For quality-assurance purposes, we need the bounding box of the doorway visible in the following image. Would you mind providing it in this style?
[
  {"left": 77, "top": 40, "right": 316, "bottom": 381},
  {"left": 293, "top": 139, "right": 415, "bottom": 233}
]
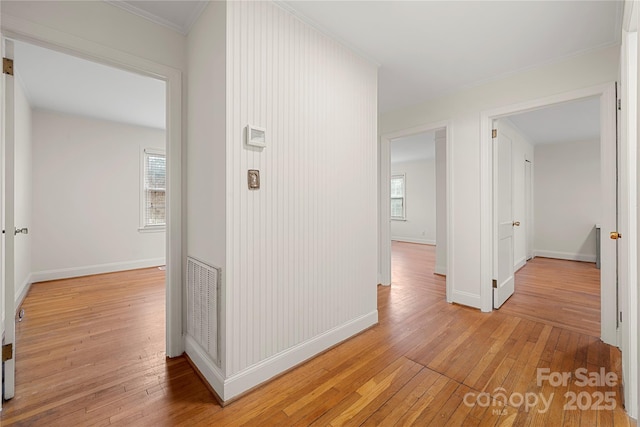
[
  {"left": 380, "top": 123, "right": 449, "bottom": 298},
  {"left": 492, "top": 97, "right": 602, "bottom": 321},
  {"left": 1, "top": 35, "right": 182, "bottom": 404},
  {"left": 480, "top": 84, "right": 617, "bottom": 346},
  {"left": 389, "top": 129, "right": 444, "bottom": 288}
]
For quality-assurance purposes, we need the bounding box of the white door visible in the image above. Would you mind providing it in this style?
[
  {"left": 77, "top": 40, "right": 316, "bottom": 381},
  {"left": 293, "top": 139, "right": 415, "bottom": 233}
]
[
  {"left": 2, "top": 38, "right": 16, "bottom": 401},
  {"left": 493, "top": 125, "right": 517, "bottom": 308}
]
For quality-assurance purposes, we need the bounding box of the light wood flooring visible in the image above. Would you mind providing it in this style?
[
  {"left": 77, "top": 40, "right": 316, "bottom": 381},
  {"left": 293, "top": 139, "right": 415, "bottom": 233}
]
[
  {"left": 506, "top": 256, "right": 600, "bottom": 337},
  {"left": 0, "top": 243, "right": 634, "bottom": 426}
]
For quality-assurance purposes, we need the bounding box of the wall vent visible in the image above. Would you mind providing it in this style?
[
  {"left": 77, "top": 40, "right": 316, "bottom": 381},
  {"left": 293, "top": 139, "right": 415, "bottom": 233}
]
[{"left": 186, "top": 257, "right": 221, "bottom": 367}]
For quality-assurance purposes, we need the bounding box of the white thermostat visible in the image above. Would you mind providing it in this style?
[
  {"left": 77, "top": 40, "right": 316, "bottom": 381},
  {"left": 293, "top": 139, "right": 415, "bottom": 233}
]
[{"left": 246, "top": 125, "right": 266, "bottom": 148}]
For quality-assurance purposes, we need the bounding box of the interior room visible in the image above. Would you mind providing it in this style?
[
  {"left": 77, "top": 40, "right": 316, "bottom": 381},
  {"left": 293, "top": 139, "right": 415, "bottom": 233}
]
[
  {"left": 3, "top": 39, "right": 169, "bottom": 402},
  {"left": 9, "top": 39, "right": 167, "bottom": 289},
  {"left": 494, "top": 97, "right": 603, "bottom": 337},
  {"left": 390, "top": 129, "right": 447, "bottom": 291},
  {"left": 1, "top": 0, "right": 638, "bottom": 425}
]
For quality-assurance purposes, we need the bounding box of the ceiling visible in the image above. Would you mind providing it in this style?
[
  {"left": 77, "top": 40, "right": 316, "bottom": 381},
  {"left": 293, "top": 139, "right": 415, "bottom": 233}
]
[
  {"left": 15, "top": 40, "right": 166, "bottom": 130},
  {"left": 11, "top": 1, "right": 621, "bottom": 137},
  {"left": 107, "top": 0, "right": 622, "bottom": 114},
  {"left": 507, "top": 97, "right": 600, "bottom": 145},
  {"left": 282, "top": 1, "right": 622, "bottom": 113},
  {"left": 391, "top": 132, "right": 436, "bottom": 164}
]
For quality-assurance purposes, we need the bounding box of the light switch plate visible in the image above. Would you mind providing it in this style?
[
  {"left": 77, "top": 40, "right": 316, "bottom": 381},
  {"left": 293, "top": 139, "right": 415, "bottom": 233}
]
[{"left": 248, "top": 170, "right": 260, "bottom": 189}]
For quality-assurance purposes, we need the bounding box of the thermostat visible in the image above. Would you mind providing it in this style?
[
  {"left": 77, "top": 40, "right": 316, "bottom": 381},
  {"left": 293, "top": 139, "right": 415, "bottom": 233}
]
[{"left": 246, "top": 125, "right": 266, "bottom": 148}]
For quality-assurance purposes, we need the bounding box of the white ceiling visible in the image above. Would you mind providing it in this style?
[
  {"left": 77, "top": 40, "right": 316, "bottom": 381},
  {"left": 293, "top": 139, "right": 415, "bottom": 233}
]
[
  {"left": 391, "top": 131, "right": 436, "bottom": 164},
  {"left": 11, "top": 1, "right": 621, "bottom": 138},
  {"left": 282, "top": 1, "right": 622, "bottom": 113},
  {"left": 15, "top": 40, "right": 166, "bottom": 130},
  {"left": 507, "top": 97, "right": 601, "bottom": 145}
]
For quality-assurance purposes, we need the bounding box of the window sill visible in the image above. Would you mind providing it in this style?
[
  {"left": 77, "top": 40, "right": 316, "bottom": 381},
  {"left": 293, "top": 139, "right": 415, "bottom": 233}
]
[
  {"left": 138, "top": 226, "right": 166, "bottom": 233},
  {"left": 391, "top": 218, "right": 407, "bottom": 222}
]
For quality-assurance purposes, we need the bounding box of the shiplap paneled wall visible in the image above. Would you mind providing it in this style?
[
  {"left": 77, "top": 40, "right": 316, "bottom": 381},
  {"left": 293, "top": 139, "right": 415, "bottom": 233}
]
[{"left": 224, "top": 0, "right": 378, "bottom": 386}]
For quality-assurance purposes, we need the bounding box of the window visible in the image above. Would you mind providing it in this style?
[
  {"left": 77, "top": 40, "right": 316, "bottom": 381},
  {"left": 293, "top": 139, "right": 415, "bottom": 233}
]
[
  {"left": 391, "top": 174, "right": 406, "bottom": 220},
  {"left": 141, "top": 148, "right": 166, "bottom": 231}
]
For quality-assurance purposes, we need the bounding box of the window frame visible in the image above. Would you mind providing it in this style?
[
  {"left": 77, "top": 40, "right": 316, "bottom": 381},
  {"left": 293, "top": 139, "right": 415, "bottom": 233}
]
[
  {"left": 139, "top": 147, "right": 166, "bottom": 232},
  {"left": 390, "top": 173, "right": 406, "bottom": 221}
]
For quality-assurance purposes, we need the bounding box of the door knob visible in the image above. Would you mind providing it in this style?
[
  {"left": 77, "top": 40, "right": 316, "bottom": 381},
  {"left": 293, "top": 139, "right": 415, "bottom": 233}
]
[
  {"left": 512, "top": 221, "right": 521, "bottom": 227},
  {"left": 610, "top": 231, "right": 622, "bottom": 240}
]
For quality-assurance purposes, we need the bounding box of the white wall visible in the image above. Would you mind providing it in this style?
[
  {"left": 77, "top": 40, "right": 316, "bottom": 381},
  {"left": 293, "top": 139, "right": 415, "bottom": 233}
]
[
  {"left": 391, "top": 159, "right": 436, "bottom": 244},
  {"left": 14, "top": 76, "right": 33, "bottom": 303},
  {"left": 186, "top": 0, "right": 227, "bottom": 387},
  {"left": 186, "top": 1, "right": 227, "bottom": 278},
  {"left": 496, "top": 119, "right": 534, "bottom": 270},
  {"left": 435, "top": 129, "right": 447, "bottom": 274},
  {"left": 534, "top": 139, "right": 601, "bottom": 261},
  {"left": 31, "top": 110, "right": 166, "bottom": 280},
  {"left": 187, "top": 1, "right": 378, "bottom": 401},
  {"left": 380, "top": 45, "right": 618, "bottom": 309}
]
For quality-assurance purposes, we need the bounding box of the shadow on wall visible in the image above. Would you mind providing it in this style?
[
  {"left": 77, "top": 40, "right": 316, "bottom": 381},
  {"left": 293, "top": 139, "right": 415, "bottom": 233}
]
[{"left": 577, "top": 226, "right": 599, "bottom": 264}]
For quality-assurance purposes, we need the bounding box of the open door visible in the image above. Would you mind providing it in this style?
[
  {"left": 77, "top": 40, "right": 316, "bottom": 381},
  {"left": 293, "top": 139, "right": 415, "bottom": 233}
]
[
  {"left": 2, "top": 37, "right": 16, "bottom": 401},
  {"left": 493, "top": 125, "right": 517, "bottom": 308}
]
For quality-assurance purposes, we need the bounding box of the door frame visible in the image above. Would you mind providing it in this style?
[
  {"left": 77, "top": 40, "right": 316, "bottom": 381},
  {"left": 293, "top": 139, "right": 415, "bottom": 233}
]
[
  {"left": 620, "top": 0, "right": 638, "bottom": 417},
  {"left": 2, "top": 38, "right": 16, "bottom": 403},
  {"left": 379, "top": 120, "right": 453, "bottom": 300},
  {"left": 479, "top": 83, "right": 618, "bottom": 346},
  {"left": 0, "top": 20, "right": 184, "bottom": 358},
  {"left": 524, "top": 159, "right": 533, "bottom": 262}
]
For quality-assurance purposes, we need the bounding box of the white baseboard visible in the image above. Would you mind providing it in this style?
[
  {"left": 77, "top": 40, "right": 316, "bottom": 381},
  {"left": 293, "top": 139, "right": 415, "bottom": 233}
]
[
  {"left": 217, "top": 310, "right": 378, "bottom": 402},
  {"left": 450, "top": 290, "right": 481, "bottom": 310},
  {"left": 514, "top": 257, "right": 527, "bottom": 272},
  {"left": 391, "top": 237, "right": 436, "bottom": 245},
  {"left": 30, "top": 258, "right": 166, "bottom": 283},
  {"left": 435, "top": 264, "right": 447, "bottom": 275},
  {"left": 378, "top": 273, "right": 391, "bottom": 286},
  {"left": 533, "top": 250, "right": 596, "bottom": 263},
  {"left": 185, "top": 334, "right": 225, "bottom": 399},
  {"left": 15, "top": 273, "right": 33, "bottom": 309}
]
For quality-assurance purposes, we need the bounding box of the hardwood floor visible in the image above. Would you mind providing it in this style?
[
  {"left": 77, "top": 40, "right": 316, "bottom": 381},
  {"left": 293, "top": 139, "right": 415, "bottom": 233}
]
[
  {"left": 506, "top": 256, "right": 600, "bottom": 337},
  {"left": 1, "top": 246, "right": 634, "bottom": 426}
]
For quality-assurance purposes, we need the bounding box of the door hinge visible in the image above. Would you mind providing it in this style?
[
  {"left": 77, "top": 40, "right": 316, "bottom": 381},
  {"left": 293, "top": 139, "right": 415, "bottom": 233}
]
[
  {"left": 492, "top": 279, "right": 497, "bottom": 288},
  {"left": 620, "top": 311, "right": 623, "bottom": 323},
  {"left": 618, "top": 99, "right": 622, "bottom": 111},
  {"left": 492, "top": 129, "right": 497, "bottom": 139},
  {"left": 2, "top": 343, "right": 13, "bottom": 362},
  {"left": 3, "top": 58, "right": 14, "bottom": 76}
]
